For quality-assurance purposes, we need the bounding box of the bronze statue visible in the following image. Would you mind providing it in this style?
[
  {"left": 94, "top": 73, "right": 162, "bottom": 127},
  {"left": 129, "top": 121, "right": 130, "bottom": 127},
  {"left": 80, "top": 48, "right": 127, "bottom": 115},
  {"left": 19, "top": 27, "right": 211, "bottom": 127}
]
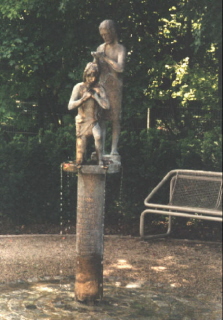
[
  {"left": 91, "top": 20, "right": 126, "bottom": 155},
  {"left": 68, "top": 62, "right": 109, "bottom": 167}
]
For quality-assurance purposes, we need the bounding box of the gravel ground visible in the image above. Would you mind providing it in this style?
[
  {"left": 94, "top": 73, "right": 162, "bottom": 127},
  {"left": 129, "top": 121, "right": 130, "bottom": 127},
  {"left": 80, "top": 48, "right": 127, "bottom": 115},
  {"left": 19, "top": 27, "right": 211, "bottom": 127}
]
[{"left": 0, "top": 234, "right": 222, "bottom": 304}]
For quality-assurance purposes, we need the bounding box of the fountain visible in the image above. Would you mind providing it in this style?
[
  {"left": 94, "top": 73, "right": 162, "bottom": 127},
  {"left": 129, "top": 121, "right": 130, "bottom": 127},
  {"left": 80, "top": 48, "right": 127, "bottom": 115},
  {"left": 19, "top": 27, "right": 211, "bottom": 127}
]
[
  {"left": 62, "top": 19, "right": 126, "bottom": 303},
  {"left": 0, "top": 18, "right": 222, "bottom": 320}
]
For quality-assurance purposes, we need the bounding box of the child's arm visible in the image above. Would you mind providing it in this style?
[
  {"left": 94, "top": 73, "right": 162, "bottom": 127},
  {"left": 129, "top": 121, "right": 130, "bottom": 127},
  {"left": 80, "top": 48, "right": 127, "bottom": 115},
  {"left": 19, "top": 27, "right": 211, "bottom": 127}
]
[
  {"left": 92, "top": 86, "right": 110, "bottom": 110},
  {"left": 68, "top": 83, "right": 91, "bottom": 110}
]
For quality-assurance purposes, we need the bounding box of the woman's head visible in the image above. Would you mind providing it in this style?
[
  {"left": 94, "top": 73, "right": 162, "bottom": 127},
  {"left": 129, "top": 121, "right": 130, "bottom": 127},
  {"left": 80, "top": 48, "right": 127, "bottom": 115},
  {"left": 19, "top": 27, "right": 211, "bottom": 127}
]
[{"left": 99, "top": 20, "right": 118, "bottom": 44}]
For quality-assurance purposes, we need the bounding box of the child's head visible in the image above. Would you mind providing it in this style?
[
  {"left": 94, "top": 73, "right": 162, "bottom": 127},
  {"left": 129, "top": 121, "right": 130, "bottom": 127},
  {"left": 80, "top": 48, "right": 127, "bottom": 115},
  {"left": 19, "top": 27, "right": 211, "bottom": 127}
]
[{"left": 83, "top": 62, "right": 99, "bottom": 84}]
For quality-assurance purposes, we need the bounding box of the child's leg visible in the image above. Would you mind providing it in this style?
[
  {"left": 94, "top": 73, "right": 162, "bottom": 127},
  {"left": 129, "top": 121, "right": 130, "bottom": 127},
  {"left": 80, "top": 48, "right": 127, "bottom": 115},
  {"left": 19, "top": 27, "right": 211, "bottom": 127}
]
[
  {"left": 92, "top": 124, "right": 103, "bottom": 165},
  {"left": 100, "top": 120, "right": 106, "bottom": 155},
  {"left": 76, "top": 136, "right": 86, "bottom": 166}
]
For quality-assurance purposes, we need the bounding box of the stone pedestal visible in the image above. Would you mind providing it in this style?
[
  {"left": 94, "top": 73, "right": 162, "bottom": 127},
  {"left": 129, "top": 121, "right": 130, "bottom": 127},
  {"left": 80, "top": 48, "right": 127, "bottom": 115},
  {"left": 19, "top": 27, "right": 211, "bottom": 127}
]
[
  {"left": 62, "top": 155, "right": 121, "bottom": 303},
  {"left": 75, "top": 167, "right": 105, "bottom": 302}
]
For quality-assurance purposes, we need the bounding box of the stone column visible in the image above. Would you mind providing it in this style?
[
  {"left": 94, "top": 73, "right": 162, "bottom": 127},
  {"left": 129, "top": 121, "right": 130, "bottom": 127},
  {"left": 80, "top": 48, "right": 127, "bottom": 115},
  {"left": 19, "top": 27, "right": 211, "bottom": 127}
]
[
  {"left": 75, "top": 166, "right": 106, "bottom": 302},
  {"left": 62, "top": 156, "right": 121, "bottom": 303}
]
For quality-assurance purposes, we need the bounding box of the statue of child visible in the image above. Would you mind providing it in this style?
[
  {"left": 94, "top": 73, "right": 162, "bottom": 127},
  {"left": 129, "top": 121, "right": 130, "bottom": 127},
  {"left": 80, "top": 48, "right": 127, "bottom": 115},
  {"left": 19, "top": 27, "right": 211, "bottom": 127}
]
[{"left": 68, "top": 62, "right": 110, "bottom": 167}]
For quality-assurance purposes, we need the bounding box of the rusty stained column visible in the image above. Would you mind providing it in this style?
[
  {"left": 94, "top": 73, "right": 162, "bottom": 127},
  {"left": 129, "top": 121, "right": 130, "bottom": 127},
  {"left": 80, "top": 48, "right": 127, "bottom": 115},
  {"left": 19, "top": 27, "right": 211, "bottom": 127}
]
[
  {"left": 62, "top": 158, "right": 121, "bottom": 303},
  {"left": 75, "top": 166, "right": 106, "bottom": 302}
]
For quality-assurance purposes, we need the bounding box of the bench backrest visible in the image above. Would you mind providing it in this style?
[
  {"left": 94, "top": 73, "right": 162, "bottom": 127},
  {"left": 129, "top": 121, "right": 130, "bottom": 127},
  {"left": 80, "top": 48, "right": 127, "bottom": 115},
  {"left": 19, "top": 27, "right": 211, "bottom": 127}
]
[{"left": 170, "top": 173, "right": 222, "bottom": 211}]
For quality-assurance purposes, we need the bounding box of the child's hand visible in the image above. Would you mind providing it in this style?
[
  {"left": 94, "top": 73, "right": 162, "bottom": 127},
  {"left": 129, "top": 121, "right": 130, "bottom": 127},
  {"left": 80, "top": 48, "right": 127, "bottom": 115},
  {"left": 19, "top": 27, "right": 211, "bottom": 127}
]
[
  {"left": 82, "top": 91, "right": 92, "bottom": 102},
  {"left": 91, "top": 92, "right": 98, "bottom": 101},
  {"left": 93, "top": 87, "right": 100, "bottom": 94}
]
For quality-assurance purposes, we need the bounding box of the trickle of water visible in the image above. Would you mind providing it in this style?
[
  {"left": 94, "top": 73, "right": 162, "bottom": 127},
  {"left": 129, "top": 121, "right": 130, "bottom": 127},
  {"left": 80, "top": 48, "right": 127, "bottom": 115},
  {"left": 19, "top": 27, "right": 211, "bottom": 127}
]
[
  {"left": 59, "top": 163, "right": 64, "bottom": 285},
  {"left": 101, "top": 171, "right": 107, "bottom": 256},
  {"left": 66, "top": 170, "right": 71, "bottom": 233},
  {"left": 118, "top": 166, "right": 124, "bottom": 216},
  {"left": 59, "top": 161, "right": 75, "bottom": 287},
  {"left": 60, "top": 163, "right": 64, "bottom": 236}
]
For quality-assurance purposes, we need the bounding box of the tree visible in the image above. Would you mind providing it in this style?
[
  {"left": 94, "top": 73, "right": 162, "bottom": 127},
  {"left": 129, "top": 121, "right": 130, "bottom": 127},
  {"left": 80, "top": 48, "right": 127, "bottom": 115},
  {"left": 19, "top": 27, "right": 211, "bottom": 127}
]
[{"left": 0, "top": 0, "right": 221, "bottom": 225}]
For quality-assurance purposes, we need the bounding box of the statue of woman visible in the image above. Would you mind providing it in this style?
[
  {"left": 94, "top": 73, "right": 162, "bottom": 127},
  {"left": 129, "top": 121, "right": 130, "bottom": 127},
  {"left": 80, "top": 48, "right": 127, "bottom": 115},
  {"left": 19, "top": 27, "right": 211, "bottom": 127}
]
[{"left": 91, "top": 20, "right": 126, "bottom": 155}]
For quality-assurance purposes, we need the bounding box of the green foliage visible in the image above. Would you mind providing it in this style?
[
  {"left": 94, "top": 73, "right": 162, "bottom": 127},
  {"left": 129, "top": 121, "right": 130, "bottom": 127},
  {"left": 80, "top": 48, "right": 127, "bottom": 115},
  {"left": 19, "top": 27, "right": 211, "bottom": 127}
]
[
  {"left": 0, "top": 124, "right": 76, "bottom": 224},
  {"left": 0, "top": 0, "right": 221, "bottom": 227},
  {"left": 201, "top": 127, "right": 222, "bottom": 170}
]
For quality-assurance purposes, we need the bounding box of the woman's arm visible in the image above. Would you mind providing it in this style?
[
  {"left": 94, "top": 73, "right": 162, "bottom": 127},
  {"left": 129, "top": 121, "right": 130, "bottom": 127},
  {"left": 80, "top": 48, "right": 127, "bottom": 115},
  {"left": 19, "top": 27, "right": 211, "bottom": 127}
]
[
  {"left": 103, "top": 47, "right": 126, "bottom": 73},
  {"left": 92, "top": 45, "right": 126, "bottom": 73}
]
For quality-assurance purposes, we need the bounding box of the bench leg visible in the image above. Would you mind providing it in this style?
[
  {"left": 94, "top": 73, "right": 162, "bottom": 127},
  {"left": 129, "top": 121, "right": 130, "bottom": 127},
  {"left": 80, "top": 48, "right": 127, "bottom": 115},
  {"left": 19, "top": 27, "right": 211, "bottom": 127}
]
[{"left": 139, "top": 210, "right": 172, "bottom": 239}]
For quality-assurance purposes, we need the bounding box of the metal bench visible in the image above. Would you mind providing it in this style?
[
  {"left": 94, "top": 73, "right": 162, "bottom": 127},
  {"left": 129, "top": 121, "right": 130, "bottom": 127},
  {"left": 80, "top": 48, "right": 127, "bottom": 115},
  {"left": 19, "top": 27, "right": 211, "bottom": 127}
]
[{"left": 140, "top": 169, "right": 222, "bottom": 239}]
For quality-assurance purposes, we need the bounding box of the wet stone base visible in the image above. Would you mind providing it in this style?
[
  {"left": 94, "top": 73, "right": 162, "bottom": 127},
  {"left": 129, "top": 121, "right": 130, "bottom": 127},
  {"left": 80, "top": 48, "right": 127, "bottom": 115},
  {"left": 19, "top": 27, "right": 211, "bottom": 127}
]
[{"left": 0, "top": 278, "right": 221, "bottom": 320}]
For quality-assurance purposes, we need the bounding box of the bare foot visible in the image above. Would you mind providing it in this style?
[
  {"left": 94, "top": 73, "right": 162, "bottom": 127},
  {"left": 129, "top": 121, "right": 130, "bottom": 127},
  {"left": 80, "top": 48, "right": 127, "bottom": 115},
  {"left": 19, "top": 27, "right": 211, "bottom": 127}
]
[{"left": 110, "top": 150, "right": 119, "bottom": 155}]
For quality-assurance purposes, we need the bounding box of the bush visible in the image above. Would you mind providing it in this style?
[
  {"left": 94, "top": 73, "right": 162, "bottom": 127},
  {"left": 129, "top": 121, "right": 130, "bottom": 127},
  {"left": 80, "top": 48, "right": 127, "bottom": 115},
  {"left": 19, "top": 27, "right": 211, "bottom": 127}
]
[
  {"left": 0, "top": 125, "right": 76, "bottom": 224},
  {"left": 0, "top": 124, "right": 221, "bottom": 227}
]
